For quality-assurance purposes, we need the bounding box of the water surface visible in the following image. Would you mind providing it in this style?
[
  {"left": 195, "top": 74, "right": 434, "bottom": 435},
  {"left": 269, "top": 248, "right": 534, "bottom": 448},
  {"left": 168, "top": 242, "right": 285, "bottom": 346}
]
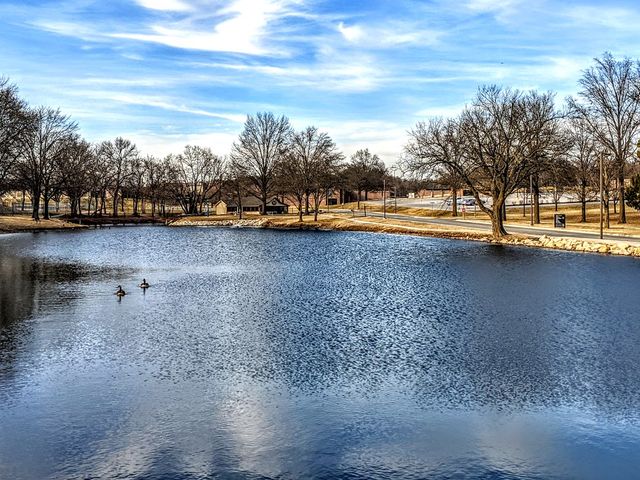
[{"left": 1, "top": 227, "right": 639, "bottom": 479}]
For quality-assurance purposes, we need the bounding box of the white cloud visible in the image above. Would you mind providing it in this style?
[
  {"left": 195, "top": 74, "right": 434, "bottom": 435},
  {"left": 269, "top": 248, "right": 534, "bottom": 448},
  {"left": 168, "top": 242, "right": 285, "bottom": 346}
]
[
  {"left": 135, "top": 0, "right": 193, "bottom": 12},
  {"left": 128, "top": 131, "right": 238, "bottom": 157},
  {"left": 561, "top": 6, "right": 639, "bottom": 32},
  {"left": 112, "top": 0, "right": 304, "bottom": 55},
  {"left": 74, "top": 90, "right": 246, "bottom": 123},
  {"left": 195, "top": 55, "right": 387, "bottom": 93},
  {"left": 337, "top": 22, "right": 364, "bottom": 42},
  {"left": 336, "top": 21, "right": 442, "bottom": 48}
]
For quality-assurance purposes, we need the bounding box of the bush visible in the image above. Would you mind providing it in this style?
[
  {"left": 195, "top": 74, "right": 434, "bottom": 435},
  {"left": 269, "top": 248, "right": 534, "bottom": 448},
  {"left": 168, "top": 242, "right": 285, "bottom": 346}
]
[{"left": 625, "top": 174, "right": 640, "bottom": 211}]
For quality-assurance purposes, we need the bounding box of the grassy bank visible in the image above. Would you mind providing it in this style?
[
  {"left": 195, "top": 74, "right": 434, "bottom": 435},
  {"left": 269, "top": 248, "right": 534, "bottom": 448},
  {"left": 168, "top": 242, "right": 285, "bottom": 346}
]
[
  {"left": 0, "top": 215, "right": 87, "bottom": 233},
  {"left": 354, "top": 201, "right": 640, "bottom": 236}
]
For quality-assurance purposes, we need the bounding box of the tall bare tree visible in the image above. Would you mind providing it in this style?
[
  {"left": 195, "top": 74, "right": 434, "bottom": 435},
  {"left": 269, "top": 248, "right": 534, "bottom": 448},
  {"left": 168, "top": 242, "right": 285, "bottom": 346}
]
[
  {"left": 226, "top": 157, "right": 251, "bottom": 219},
  {"left": 279, "top": 126, "right": 343, "bottom": 221},
  {"left": 0, "top": 78, "right": 30, "bottom": 196},
  {"left": 568, "top": 53, "right": 640, "bottom": 224},
  {"left": 99, "top": 137, "right": 137, "bottom": 217},
  {"left": 144, "top": 156, "right": 171, "bottom": 217},
  {"left": 231, "top": 112, "right": 292, "bottom": 214},
  {"left": 56, "top": 135, "right": 94, "bottom": 217},
  {"left": 344, "top": 149, "right": 386, "bottom": 209},
  {"left": 406, "top": 86, "right": 563, "bottom": 237},
  {"left": 567, "top": 118, "right": 598, "bottom": 222},
  {"left": 168, "top": 145, "right": 225, "bottom": 215},
  {"left": 17, "top": 107, "right": 77, "bottom": 220}
]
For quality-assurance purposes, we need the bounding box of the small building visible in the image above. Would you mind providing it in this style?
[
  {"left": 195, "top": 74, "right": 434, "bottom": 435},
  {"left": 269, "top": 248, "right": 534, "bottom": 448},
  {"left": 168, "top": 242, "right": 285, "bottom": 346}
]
[
  {"left": 213, "top": 200, "right": 228, "bottom": 215},
  {"left": 227, "top": 196, "right": 289, "bottom": 215}
]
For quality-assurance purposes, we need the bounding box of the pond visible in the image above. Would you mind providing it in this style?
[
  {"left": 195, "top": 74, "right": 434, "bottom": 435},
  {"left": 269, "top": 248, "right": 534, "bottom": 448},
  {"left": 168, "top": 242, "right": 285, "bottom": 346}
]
[{"left": 1, "top": 227, "right": 639, "bottom": 479}]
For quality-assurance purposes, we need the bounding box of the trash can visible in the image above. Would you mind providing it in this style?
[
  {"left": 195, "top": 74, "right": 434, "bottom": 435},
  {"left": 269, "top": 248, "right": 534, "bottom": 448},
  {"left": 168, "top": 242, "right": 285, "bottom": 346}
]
[{"left": 554, "top": 213, "right": 566, "bottom": 228}]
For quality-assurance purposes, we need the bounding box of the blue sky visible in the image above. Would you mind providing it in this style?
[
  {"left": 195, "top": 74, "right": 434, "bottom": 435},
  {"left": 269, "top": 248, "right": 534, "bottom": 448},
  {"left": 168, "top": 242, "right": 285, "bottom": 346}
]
[{"left": 1, "top": 0, "right": 639, "bottom": 163}]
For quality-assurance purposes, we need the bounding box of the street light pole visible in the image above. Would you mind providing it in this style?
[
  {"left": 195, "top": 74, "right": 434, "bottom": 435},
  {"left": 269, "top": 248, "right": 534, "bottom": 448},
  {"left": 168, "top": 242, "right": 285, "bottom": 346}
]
[
  {"left": 394, "top": 185, "right": 397, "bottom": 213},
  {"left": 383, "top": 178, "right": 387, "bottom": 219},
  {"left": 529, "top": 174, "right": 534, "bottom": 226}
]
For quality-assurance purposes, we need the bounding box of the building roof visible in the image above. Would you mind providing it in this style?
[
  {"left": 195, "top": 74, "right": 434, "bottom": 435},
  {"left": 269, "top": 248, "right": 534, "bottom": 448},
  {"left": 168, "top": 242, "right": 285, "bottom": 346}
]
[{"left": 227, "top": 195, "right": 287, "bottom": 208}]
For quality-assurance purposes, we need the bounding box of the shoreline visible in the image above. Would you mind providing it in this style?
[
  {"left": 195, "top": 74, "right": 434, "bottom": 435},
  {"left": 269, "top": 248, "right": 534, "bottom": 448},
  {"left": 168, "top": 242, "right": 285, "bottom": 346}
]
[
  {"left": 3, "top": 214, "right": 639, "bottom": 258},
  {"left": 0, "top": 216, "right": 88, "bottom": 234},
  {"left": 170, "top": 215, "right": 640, "bottom": 258}
]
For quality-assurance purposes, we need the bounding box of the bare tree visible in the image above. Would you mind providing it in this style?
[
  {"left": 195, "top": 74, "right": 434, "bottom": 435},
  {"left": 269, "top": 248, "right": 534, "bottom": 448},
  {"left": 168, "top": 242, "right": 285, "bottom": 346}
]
[
  {"left": 17, "top": 107, "right": 77, "bottom": 220},
  {"left": 100, "top": 137, "right": 137, "bottom": 217},
  {"left": 279, "top": 126, "right": 343, "bottom": 221},
  {"left": 278, "top": 145, "right": 307, "bottom": 221},
  {"left": 56, "top": 135, "right": 94, "bottom": 217},
  {"left": 231, "top": 112, "right": 292, "bottom": 214},
  {"left": 0, "top": 78, "right": 30, "bottom": 196},
  {"left": 167, "top": 145, "right": 225, "bottom": 215},
  {"left": 226, "top": 157, "right": 251, "bottom": 220},
  {"left": 567, "top": 119, "right": 598, "bottom": 222},
  {"left": 125, "top": 155, "right": 147, "bottom": 216},
  {"left": 306, "top": 131, "right": 343, "bottom": 221},
  {"left": 344, "top": 149, "right": 386, "bottom": 209},
  {"left": 568, "top": 53, "right": 640, "bottom": 224},
  {"left": 88, "top": 147, "right": 113, "bottom": 216},
  {"left": 406, "top": 86, "right": 563, "bottom": 237},
  {"left": 144, "top": 156, "right": 171, "bottom": 217}
]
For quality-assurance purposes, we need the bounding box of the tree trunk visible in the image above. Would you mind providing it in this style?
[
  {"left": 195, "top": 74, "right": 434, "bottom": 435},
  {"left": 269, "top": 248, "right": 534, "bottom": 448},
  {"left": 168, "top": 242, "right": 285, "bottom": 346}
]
[
  {"left": 304, "top": 193, "right": 310, "bottom": 215},
  {"left": 298, "top": 199, "right": 303, "bottom": 222},
  {"left": 618, "top": 167, "right": 626, "bottom": 224},
  {"left": 32, "top": 189, "right": 40, "bottom": 221},
  {"left": 533, "top": 175, "right": 540, "bottom": 224},
  {"left": 357, "top": 190, "right": 361, "bottom": 209},
  {"left": 113, "top": 191, "right": 119, "bottom": 217},
  {"left": 451, "top": 188, "right": 458, "bottom": 217},
  {"left": 491, "top": 201, "right": 508, "bottom": 237},
  {"left": 43, "top": 192, "right": 50, "bottom": 220}
]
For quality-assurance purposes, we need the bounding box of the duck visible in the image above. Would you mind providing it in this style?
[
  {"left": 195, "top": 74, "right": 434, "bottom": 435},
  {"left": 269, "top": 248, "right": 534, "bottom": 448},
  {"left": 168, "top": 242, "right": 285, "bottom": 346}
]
[
  {"left": 139, "top": 278, "right": 150, "bottom": 289},
  {"left": 115, "top": 285, "right": 126, "bottom": 296}
]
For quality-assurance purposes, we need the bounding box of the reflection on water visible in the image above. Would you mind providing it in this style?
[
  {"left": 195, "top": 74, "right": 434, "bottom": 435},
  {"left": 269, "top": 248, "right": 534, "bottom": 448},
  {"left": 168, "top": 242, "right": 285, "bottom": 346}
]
[{"left": 0, "top": 227, "right": 639, "bottom": 479}]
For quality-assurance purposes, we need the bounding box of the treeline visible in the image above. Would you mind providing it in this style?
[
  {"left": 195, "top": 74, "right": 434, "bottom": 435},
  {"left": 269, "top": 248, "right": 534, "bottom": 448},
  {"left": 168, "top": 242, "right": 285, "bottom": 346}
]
[
  {"left": 0, "top": 81, "right": 398, "bottom": 221},
  {"left": 403, "top": 52, "right": 640, "bottom": 237},
  {"left": 4, "top": 52, "right": 639, "bottom": 235}
]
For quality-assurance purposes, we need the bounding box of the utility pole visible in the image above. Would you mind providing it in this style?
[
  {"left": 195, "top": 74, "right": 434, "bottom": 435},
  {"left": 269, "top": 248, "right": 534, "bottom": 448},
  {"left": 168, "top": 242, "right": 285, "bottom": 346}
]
[{"left": 600, "top": 153, "right": 604, "bottom": 240}]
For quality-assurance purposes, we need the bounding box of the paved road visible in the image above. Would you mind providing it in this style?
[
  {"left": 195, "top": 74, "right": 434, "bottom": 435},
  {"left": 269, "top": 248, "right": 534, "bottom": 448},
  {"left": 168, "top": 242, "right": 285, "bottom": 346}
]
[{"left": 354, "top": 211, "right": 640, "bottom": 245}]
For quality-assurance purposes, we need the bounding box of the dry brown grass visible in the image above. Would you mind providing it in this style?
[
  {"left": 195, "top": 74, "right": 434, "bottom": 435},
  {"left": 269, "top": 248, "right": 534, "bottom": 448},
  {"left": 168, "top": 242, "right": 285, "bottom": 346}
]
[
  {"left": 346, "top": 201, "right": 640, "bottom": 237},
  {"left": 0, "top": 215, "right": 85, "bottom": 232},
  {"left": 504, "top": 204, "right": 640, "bottom": 236}
]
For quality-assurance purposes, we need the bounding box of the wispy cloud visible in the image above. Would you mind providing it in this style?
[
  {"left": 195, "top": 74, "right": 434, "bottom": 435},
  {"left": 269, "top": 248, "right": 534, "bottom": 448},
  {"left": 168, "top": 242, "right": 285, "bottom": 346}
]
[
  {"left": 112, "top": 0, "right": 309, "bottom": 56},
  {"left": 135, "top": 0, "right": 193, "bottom": 12},
  {"left": 4, "top": 0, "right": 640, "bottom": 163},
  {"left": 73, "top": 90, "right": 246, "bottom": 123}
]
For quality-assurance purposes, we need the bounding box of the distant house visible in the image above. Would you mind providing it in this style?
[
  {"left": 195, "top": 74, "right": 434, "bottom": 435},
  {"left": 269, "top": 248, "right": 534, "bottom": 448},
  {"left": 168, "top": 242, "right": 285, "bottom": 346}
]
[
  {"left": 213, "top": 200, "right": 228, "bottom": 215},
  {"left": 227, "top": 195, "right": 289, "bottom": 215}
]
